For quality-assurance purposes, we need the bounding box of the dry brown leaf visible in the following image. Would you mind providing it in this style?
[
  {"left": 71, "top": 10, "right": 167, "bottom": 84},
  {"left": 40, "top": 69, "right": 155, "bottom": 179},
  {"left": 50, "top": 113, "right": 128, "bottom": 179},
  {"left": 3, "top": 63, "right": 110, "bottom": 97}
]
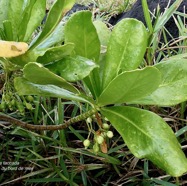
[{"left": 100, "top": 140, "right": 108, "bottom": 153}]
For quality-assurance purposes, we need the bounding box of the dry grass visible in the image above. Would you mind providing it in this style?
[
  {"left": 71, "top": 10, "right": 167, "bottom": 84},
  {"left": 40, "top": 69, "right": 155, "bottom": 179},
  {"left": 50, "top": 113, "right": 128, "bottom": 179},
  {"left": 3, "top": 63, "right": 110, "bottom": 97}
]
[
  {"left": 47, "top": 0, "right": 137, "bottom": 16},
  {"left": 76, "top": 0, "right": 136, "bottom": 13}
]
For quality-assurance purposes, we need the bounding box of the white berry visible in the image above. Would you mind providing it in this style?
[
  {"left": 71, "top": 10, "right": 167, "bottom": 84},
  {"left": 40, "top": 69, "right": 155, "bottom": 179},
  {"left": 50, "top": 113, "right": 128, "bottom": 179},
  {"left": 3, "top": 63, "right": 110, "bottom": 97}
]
[{"left": 107, "top": 131, "right": 114, "bottom": 138}]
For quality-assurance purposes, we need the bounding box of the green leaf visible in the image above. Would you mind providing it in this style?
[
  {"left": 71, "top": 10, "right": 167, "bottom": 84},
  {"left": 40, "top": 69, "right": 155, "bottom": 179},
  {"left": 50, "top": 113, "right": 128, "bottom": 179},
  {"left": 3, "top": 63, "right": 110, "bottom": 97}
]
[
  {"left": 101, "top": 106, "right": 187, "bottom": 177},
  {"left": 93, "top": 20, "right": 111, "bottom": 47},
  {"left": 34, "top": 21, "right": 65, "bottom": 50},
  {"left": 10, "top": 50, "right": 41, "bottom": 67},
  {"left": 64, "top": 11, "right": 101, "bottom": 98},
  {"left": 167, "top": 52, "right": 187, "bottom": 60},
  {"left": 46, "top": 56, "right": 99, "bottom": 82},
  {"left": 0, "top": 0, "right": 9, "bottom": 29},
  {"left": 130, "top": 59, "right": 187, "bottom": 106},
  {"left": 3, "top": 20, "right": 13, "bottom": 41},
  {"left": 11, "top": 42, "right": 70, "bottom": 67},
  {"left": 0, "top": 28, "right": 6, "bottom": 40},
  {"left": 30, "top": 0, "right": 75, "bottom": 49},
  {"left": 8, "top": 0, "right": 25, "bottom": 40},
  {"left": 18, "top": 0, "right": 46, "bottom": 42},
  {"left": 23, "top": 62, "right": 78, "bottom": 93},
  {"left": 11, "top": 17, "right": 66, "bottom": 66},
  {"left": 14, "top": 77, "right": 91, "bottom": 104},
  {"left": 11, "top": 34, "right": 70, "bottom": 67},
  {"left": 98, "top": 67, "right": 161, "bottom": 106},
  {"left": 37, "top": 43, "right": 75, "bottom": 64},
  {"left": 65, "top": 11, "right": 100, "bottom": 62},
  {"left": 102, "top": 18, "right": 148, "bottom": 89}
]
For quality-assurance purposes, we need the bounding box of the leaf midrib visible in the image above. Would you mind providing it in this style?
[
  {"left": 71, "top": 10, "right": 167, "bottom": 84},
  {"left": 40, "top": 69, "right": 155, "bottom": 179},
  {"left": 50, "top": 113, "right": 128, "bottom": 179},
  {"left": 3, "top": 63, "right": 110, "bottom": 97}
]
[{"left": 105, "top": 108, "right": 152, "bottom": 140}]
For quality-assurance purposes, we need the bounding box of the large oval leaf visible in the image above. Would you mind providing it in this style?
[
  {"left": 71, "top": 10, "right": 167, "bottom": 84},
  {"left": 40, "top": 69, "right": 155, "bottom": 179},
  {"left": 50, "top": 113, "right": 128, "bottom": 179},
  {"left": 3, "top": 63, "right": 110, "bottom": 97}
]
[
  {"left": 46, "top": 56, "right": 98, "bottom": 82},
  {"left": 64, "top": 11, "right": 101, "bottom": 97},
  {"left": 93, "top": 20, "right": 111, "bottom": 47},
  {"left": 37, "top": 43, "right": 75, "bottom": 64},
  {"left": 14, "top": 77, "right": 91, "bottom": 104},
  {"left": 129, "top": 58, "right": 187, "bottom": 106},
  {"left": 101, "top": 106, "right": 187, "bottom": 177},
  {"left": 102, "top": 18, "right": 148, "bottom": 89},
  {"left": 23, "top": 62, "right": 78, "bottom": 93},
  {"left": 98, "top": 67, "right": 161, "bottom": 106},
  {"left": 64, "top": 11, "right": 100, "bottom": 62}
]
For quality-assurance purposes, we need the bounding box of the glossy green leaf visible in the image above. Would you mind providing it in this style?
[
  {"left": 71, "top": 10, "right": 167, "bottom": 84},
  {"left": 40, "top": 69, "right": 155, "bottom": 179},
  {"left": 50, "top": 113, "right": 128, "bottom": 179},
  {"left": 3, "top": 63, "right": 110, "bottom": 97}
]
[
  {"left": 102, "top": 18, "right": 148, "bottom": 89},
  {"left": 34, "top": 21, "right": 65, "bottom": 50},
  {"left": 18, "top": 0, "right": 46, "bottom": 42},
  {"left": 65, "top": 11, "right": 100, "bottom": 62},
  {"left": 0, "top": 0, "right": 9, "bottom": 29},
  {"left": 14, "top": 77, "right": 91, "bottom": 104},
  {"left": 30, "top": 0, "right": 75, "bottom": 49},
  {"left": 101, "top": 106, "right": 187, "bottom": 177},
  {"left": 130, "top": 59, "right": 187, "bottom": 106},
  {"left": 64, "top": 11, "right": 101, "bottom": 97},
  {"left": 23, "top": 62, "right": 78, "bottom": 93},
  {"left": 93, "top": 20, "right": 111, "bottom": 47},
  {"left": 8, "top": 0, "right": 25, "bottom": 40},
  {"left": 46, "top": 56, "right": 98, "bottom": 82},
  {"left": 98, "top": 67, "right": 161, "bottom": 106},
  {"left": 37, "top": 43, "right": 75, "bottom": 64}
]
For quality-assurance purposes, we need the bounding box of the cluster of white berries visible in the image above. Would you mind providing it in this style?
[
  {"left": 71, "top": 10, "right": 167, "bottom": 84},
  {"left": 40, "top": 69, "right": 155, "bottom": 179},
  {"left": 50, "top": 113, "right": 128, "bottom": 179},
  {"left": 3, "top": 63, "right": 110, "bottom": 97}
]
[{"left": 83, "top": 117, "right": 114, "bottom": 153}]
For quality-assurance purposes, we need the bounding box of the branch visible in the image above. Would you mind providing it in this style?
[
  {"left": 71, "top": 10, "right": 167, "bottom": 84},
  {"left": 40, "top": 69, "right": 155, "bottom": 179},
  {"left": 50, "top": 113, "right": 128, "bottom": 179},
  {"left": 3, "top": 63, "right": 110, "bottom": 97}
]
[{"left": 0, "top": 109, "right": 97, "bottom": 131}]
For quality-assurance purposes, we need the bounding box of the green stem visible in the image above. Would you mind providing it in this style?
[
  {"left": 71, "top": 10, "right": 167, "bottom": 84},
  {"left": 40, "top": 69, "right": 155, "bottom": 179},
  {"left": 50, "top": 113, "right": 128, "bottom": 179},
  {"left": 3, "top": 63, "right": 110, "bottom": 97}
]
[
  {"left": 175, "top": 177, "right": 180, "bottom": 186},
  {"left": 0, "top": 108, "right": 98, "bottom": 131}
]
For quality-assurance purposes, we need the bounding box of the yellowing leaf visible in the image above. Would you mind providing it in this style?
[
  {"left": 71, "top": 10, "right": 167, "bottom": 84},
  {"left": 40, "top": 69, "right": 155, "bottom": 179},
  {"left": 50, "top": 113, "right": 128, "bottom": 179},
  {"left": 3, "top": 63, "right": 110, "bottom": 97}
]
[{"left": 0, "top": 40, "right": 28, "bottom": 57}]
